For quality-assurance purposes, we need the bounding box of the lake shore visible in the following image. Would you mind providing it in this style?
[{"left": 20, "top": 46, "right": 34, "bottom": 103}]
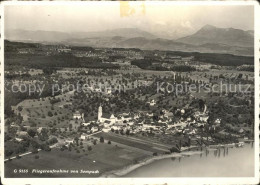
[
  {"left": 100, "top": 141, "right": 253, "bottom": 177},
  {"left": 100, "top": 149, "right": 203, "bottom": 177}
]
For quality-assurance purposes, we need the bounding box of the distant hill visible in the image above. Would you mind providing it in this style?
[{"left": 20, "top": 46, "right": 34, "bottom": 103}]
[
  {"left": 116, "top": 37, "right": 193, "bottom": 51},
  {"left": 74, "top": 28, "right": 156, "bottom": 39},
  {"left": 5, "top": 29, "right": 70, "bottom": 43},
  {"left": 176, "top": 24, "right": 254, "bottom": 47},
  {"left": 5, "top": 25, "right": 254, "bottom": 56},
  {"left": 5, "top": 28, "right": 155, "bottom": 43}
]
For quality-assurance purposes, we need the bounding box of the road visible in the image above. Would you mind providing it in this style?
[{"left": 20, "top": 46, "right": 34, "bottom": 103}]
[
  {"left": 4, "top": 143, "right": 58, "bottom": 161},
  {"left": 5, "top": 130, "right": 158, "bottom": 162}
]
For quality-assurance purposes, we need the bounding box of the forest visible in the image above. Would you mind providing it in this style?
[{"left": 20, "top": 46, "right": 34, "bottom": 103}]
[{"left": 166, "top": 51, "right": 254, "bottom": 66}]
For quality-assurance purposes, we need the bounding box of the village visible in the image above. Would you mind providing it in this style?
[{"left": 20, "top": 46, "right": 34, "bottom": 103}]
[
  {"left": 2, "top": 3, "right": 256, "bottom": 180},
  {"left": 4, "top": 41, "right": 254, "bottom": 177}
]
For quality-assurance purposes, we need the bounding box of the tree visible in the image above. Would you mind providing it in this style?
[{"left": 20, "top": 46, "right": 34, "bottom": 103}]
[
  {"left": 27, "top": 129, "right": 37, "bottom": 138},
  {"left": 5, "top": 149, "right": 13, "bottom": 157},
  {"left": 43, "top": 67, "right": 57, "bottom": 75},
  {"left": 48, "top": 111, "right": 53, "bottom": 117},
  {"left": 170, "top": 147, "right": 180, "bottom": 153},
  {"left": 41, "top": 144, "right": 51, "bottom": 151},
  {"left": 18, "top": 106, "right": 23, "bottom": 112},
  {"left": 31, "top": 140, "right": 40, "bottom": 149},
  {"left": 48, "top": 137, "right": 58, "bottom": 145},
  {"left": 32, "top": 148, "right": 38, "bottom": 154},
  {"left": 74, "top": 137, "right": 79, "bottom": 146},
  {"left": 198, "top": 99, "right": 205, "bottom": 111},
  {"left": 39, "top": 128, "right": 49, "bottom": 141},
  {"left": 100, "top": 136, "right": 104, "bottom": 143}
]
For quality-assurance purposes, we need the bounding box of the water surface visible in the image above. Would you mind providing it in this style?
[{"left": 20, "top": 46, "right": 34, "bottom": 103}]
[{"left": 125, "top": 143, "right": 254, "bottom": 177}]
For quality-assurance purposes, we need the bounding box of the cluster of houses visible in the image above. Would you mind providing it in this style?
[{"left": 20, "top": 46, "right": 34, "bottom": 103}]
[
  {"left": 12, "top": 125, "right": 48, "bottom": 143},
  {"left": 70, "top": 103, "right": 224, "bottom": 141},
  {"left": 73, "top": 50, "right": 105, "bottom": 58},
  {"left": 16, "top": 44, "right": 72, "bottom": 55},
  {"left": 72, "top": 48, "right": 144, "bottom": 60}
]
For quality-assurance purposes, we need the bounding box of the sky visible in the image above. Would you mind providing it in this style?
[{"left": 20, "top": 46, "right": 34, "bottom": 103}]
[{"left": 4, "top": 2, "right": 254, "bottom": 39}]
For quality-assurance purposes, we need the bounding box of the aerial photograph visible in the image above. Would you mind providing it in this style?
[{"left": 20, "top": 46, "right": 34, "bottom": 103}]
[{"left": 3, "top": 3, "right": 255, "bottom": 179}]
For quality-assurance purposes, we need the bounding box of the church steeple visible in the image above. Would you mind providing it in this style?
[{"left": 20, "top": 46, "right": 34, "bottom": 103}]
[{"left": 98, "top": 105, "right": 102, "bottom": 121}]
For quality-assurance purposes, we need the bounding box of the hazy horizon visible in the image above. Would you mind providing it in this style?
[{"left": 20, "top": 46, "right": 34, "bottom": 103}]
[
  {"left": 5, "top": 3, "right": 254, "bottom": 39},
  {"left": 5, "top": 24, "right": 254, "bottom": 33}
]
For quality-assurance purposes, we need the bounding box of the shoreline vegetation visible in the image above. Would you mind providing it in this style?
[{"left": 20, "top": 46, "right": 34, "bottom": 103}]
[
  {"left": 100, "top": 150, "right": 200, "bottom": 177},
  {"left": 100, "top": 141, "right": 253, "bottom": 177}
]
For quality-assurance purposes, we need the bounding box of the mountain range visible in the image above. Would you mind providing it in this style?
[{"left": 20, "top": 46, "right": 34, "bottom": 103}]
[
  {"left": 176, "top": 24, "right": 253, "bottom": 47},
  {"left": 5, "top": 25, "right": 254, "bottom": 56}
]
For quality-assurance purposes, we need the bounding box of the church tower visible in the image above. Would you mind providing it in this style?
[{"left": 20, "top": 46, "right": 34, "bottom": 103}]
[{"left": 98, "top": 105, "right": 102, "bottom": 121}]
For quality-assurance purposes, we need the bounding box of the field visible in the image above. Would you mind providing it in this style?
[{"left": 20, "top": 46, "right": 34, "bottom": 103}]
[
  {"left": 93, "top": 132, "right": 171, "bottom": 153},
  {"left": 12, "top": 91, "right": 76, "bottom": 128},
  {"left": 5, "top": 142, "right": 149, "bottom": 177}
]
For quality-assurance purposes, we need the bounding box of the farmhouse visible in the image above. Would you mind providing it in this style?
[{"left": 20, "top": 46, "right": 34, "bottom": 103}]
[
  {"left": 81, "top": 133, "right": 88, "bottom": 140},
  {"left": 147, "top": 99, "right": 156, "bottom": 106},
  {"left": 16, "top": 131, "right": 28, "bottom": 137},
  {"left": 73, "top": 111, "right": 84, "bottom": 120},
  {"left": 65, "top": 138, "right": 74, "bottom": 144},
  {"left": 82, "top": 122, "right": 91, "bottom": 127},
  {"left": 15, "top": 137, "right": 23, "bottom": 142}
]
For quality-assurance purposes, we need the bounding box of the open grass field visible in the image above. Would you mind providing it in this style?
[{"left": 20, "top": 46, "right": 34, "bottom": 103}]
[
  {"left": 93, "top": 132, "right": 171, "bottom": 154},
  {"left": 12, "top": 91, "right": 76, "bottom": 128},
  {"left": 180, "top": 69, "right": 254, "bottom": 84},
  {"left": 5, "top": 142, "right": 149, "bottom": 177}
]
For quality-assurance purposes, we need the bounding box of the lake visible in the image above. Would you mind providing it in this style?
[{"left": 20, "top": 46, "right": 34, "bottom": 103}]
[{"left": 125, "top": 142, "right": 254, "bottom": 177}]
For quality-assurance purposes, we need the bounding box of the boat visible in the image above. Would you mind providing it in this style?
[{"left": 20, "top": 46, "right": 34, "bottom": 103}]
[{"left": 235, "top": 142, "right": 244, "bottom": 147}]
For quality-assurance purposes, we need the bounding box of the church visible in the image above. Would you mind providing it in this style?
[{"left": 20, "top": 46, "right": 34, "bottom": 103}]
[
  {"left": 97, "top": 105, "right": 137, "bottom": 128},
  {"left": 98, "top": 105, "right": 116, "bottom": 125}
]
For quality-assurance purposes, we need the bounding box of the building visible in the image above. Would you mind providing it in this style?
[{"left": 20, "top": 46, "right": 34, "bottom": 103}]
[
  {"left": 82, "top": 122, "right": 91, "bottom": 127},
  {"left": 147, "top": 99, "right": 156, "bottom": 106},
  {"left": 98, "top": 105, "right": 116, "bottom": 124},
  {"left": 37, "top": 127, "right": 43, "bottom": 133},
  {"left": 98, "top": 106, "right": 133, "bottom": 128},
  {"left": 199, "top": 115, "right": 209, "bottom": 122},
  {"left": 81, "top": 133, "right": 88, "bottom": 140},
  {"left": 15, "top": 137, "right": 23, "bottom": 142},
  {"left": 65, "top": 139, "right": 74, "bottom": 144},
  {"left": 58, "top": 48, "right": 71, "bottom": 53},
  {"left": 73, "top": 111, "right": 84, "bottom": 120},
  {"left": 215, "top": 118, "right": 221, "bottom": 124},
  {"left": 16, "top": 131, "right": 28, "bottom": 137},
  {"left": 91, "top": 127, "right": 99, "bottom": 133},
  {"left": 238, "top": 128, "right": 244, "bottom": 134}
]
